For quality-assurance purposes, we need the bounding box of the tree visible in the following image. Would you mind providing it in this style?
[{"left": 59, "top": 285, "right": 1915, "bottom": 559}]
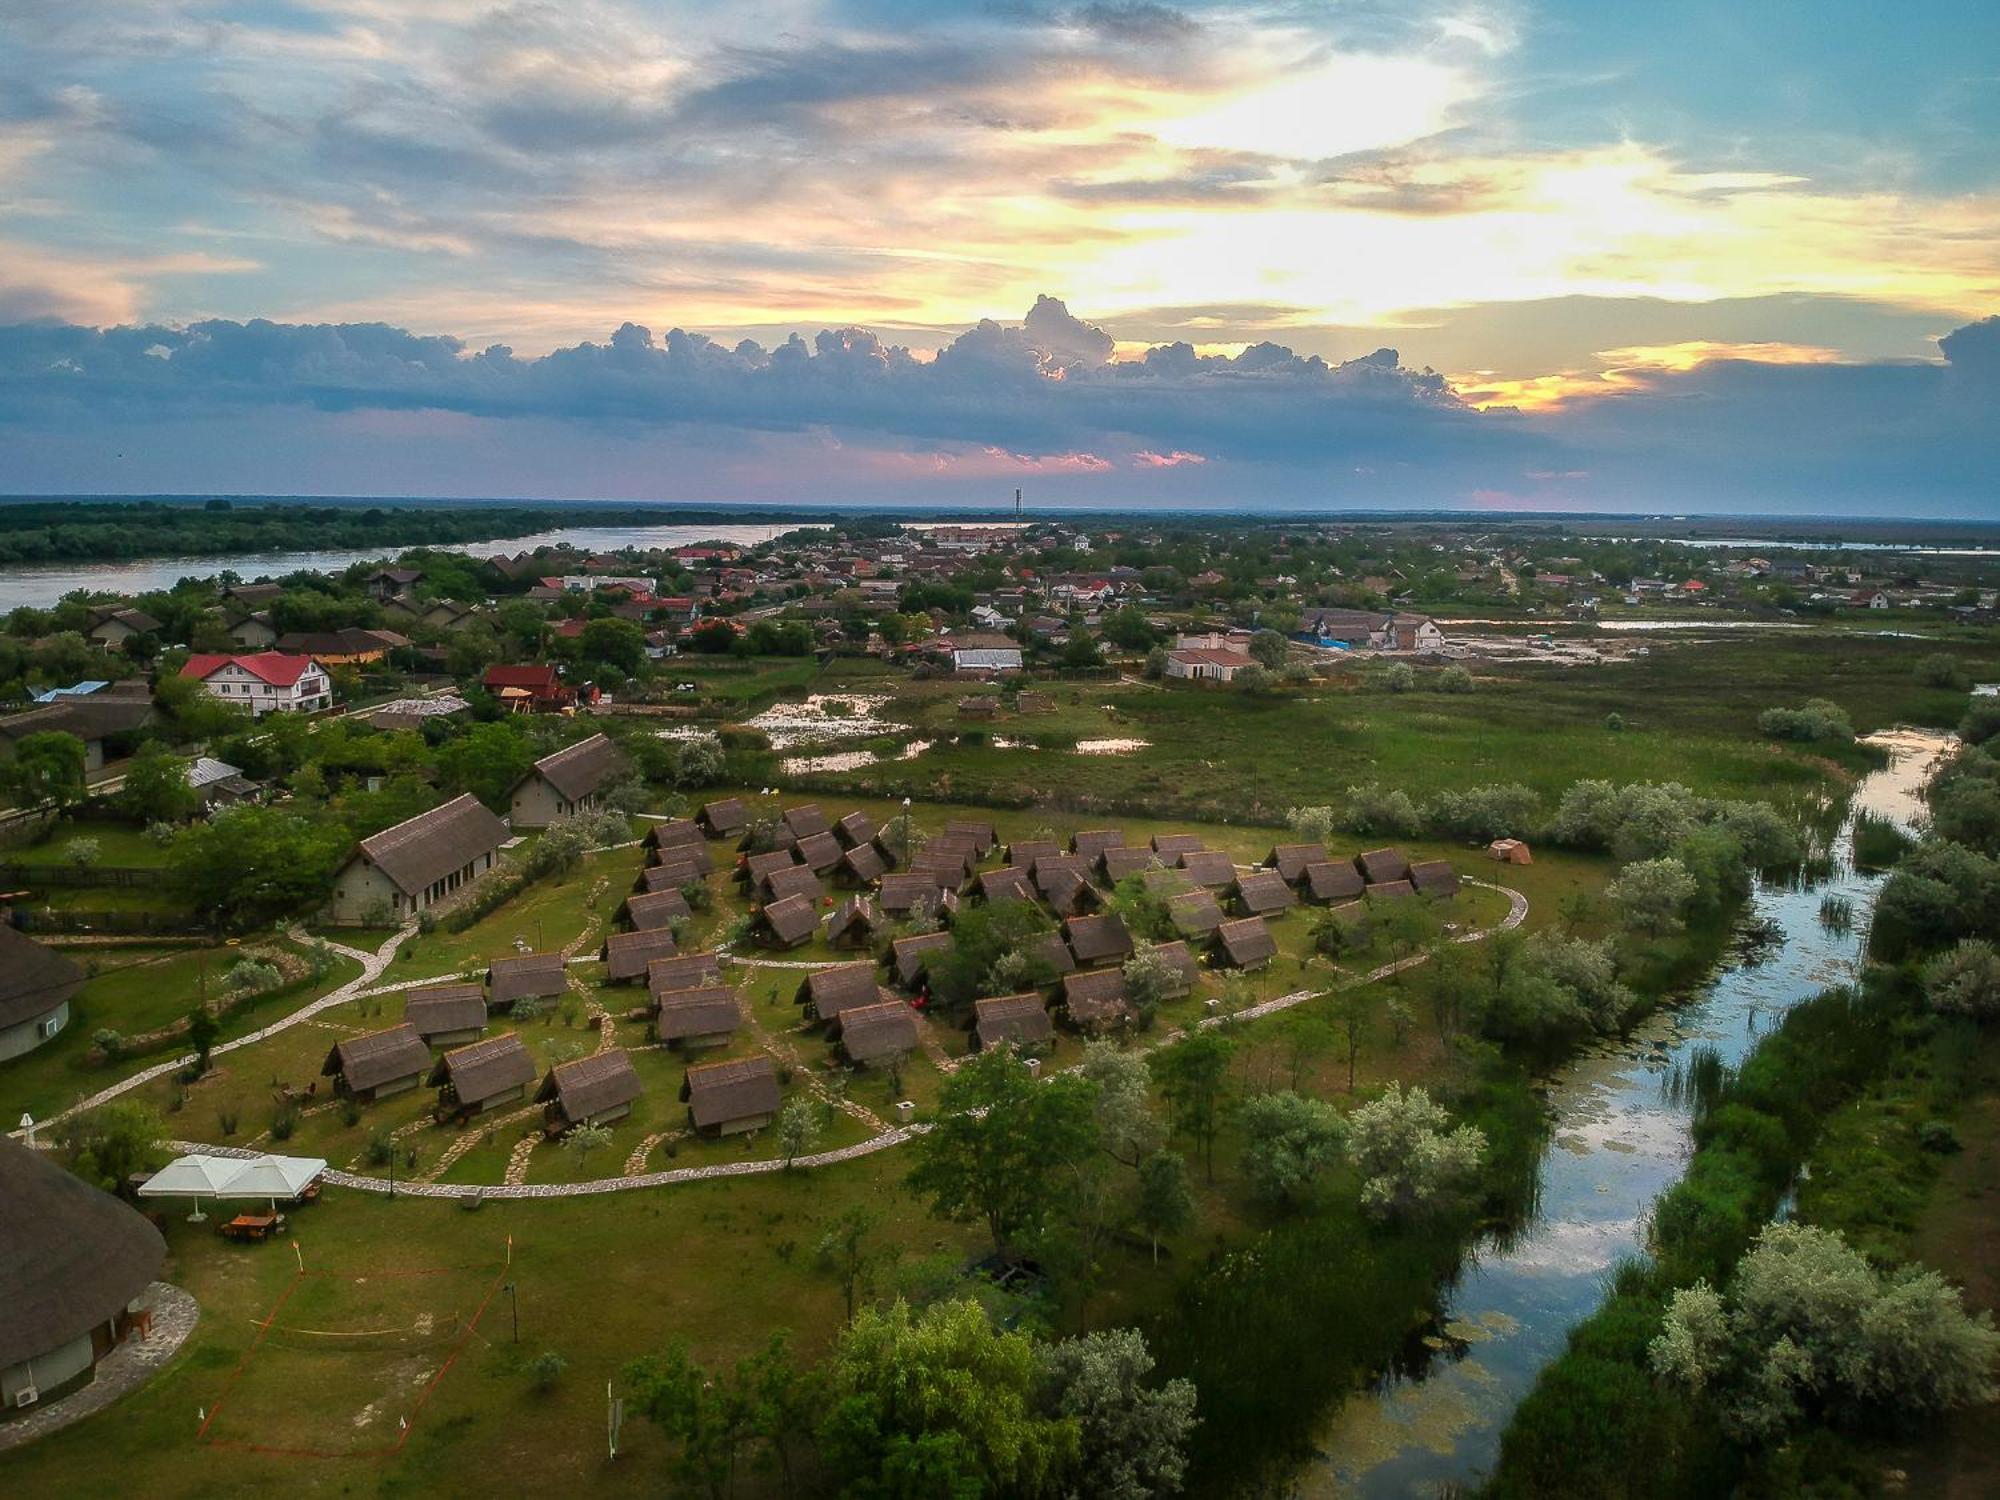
[
  {"left": 624, "top": 1341, "right": 752, "bottom": 1499},
  {"left": 908, "top": 1047, "right": 1098, "bottom": 1252},
  {"left": 118, "top": 741, "right": 200, "bottom": 824},
  {"left": 924, "top": 901, "right": 1055, "bottom": 1009},
  {"left": 5, "top": 730, "right": 86, "bottom": 809},
  {"left": 1758, "top": 698, "right": 1854, "bottom": 742},
  {"left": 1034, "top": 1328, "right": 1198, "bottom": 1500},
  {"left": 579, "top": 616, "right": 647, "bottom": 676},
  {"left": 1080, "top": 1040, "right": 1163, "bottom": 1168},
  {"left": 1149, "top": 1031, "right": 1233, "bottom": 1181},
  {"left": 1607, "top": 856, "right": 1700, "bottom": 935},
  {"left": 1239, "top": 1090, "right": 1346, "bottom": 1209},
  {"left": 565, "top": 1121, "right": 613, "bottom": 1174},
  {"left": 1232, "top": 664, "right": 1273, "bottom": 695},
  {"left": 57, "top": 1100, "right": 166, "bottom": 1192},
  {"left": 1380, "top": 662, "right": 1416, "bottom": 693},
  {"left": 778, "top": 1096, "right": 823, "bottom": 1168},
  {"left": 817, "top": 1205, "right": 884, "bottom": 1323},
  {"left": 1650, "top": 1223, "right": 2000, "bottom": 1442},
  {"left": 435, "top": 721, "right": 534, "bottom": 810},
  {"left": 63, "top": 836, "right": 101, "bottom": 872},
  {"left": 1344, "top": 1084, "right": 1486, "bottom": 1223},
  {"left": 1286, "top": 804, "right": 1339, "bottom": 845},
  {"left": 1134, "top": 1151, "right": 1193, "bottom": 1263},
  {"left": 1325, "top": 990, "right": 1370, "bottom": 1091},
  {"left": 1120, "top": 944, "right": 1180, "bottom": 1029},
  {"left": 185, "top": 1006, "right": 221, "bottom": 1074},
  {"left": 167, "top": 805, "right": 348, "bottom": 929},
  {"left": 1921, "top": 938, "right": 2000, "bottom": 1021},
  {"left": 819, "top": 1299, "right": 1080, "bottom": 1499},
  {"left": 1247, "top": 629, "right": 1287, "bottom": 670},
  {"left": 1108, "top": 877, "right": 1175, "bottom": 945}
]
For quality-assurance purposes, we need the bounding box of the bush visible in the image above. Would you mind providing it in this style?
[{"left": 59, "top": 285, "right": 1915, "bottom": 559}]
[
  {"left": 527, "top": 1350, "right": 567, "bottom": 1394},
  {"left": 1915, "top": 653, "right": 1968, "bottom": 690},
  {"left": 1758, "top": 698, "right": 1854, "bottom": 743},
  {"left": 270, "top": 1104, "right": 299, "bottom": 1141},
  {"left": 1437, "top": 665, "right": 1474, "bottom": 693},
  {"left": 1921, "top": 938, "right": 2000, "bottom": 1021},
  {"left": 223, "top": 958, "right": 283, "bottom": 994},
  {"left": 1424, "top": 783, "right": 1538, "bottom": 842},
  {"left": 1960, "top": 698, "right": 2000, "bottom": 747},
  {"left": 1379, "top": 662, "right": 1416, "bottom": 693},
  {"left": 1336, "top": 782, "right": 1422, "bottom": 838}
]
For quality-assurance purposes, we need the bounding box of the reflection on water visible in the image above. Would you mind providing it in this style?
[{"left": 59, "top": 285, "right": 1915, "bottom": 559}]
[{"left": 1316, "top": 727, "right": 1954, "bottom": 1498}]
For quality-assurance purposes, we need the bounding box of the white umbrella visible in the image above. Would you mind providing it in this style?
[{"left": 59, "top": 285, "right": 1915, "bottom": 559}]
[
  {"left": 137, "top": 1153, "right": 244, "bottom": 1223},
  {"left": 220, "top": 1154, "right": 327, "bottom": 1213}
]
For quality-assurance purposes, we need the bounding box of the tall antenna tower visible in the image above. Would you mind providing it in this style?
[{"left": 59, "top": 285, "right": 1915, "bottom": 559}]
[{"left": 1014, "top": 487, "right": 1022, "bottom": 519}]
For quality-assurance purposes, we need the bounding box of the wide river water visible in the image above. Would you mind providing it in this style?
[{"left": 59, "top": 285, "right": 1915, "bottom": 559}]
[
  {"left": 1311, "top": 726, "right": 1955, "bottom": 1497},
  {"left": 0, "top": 521, "right": 805, "bottom": 610}
]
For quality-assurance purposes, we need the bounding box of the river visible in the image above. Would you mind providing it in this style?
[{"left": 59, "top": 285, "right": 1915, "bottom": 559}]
[
  {"left": 0, "top": 521, "right": 807, "bottom": 611},
  {"left": 1312, "top": 726, "right": 1955, "bottom": 1497}
]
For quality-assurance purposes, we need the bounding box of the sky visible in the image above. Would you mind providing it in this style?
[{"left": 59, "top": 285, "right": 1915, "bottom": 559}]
[{"left": 0, "top": 0, "right": 1996, "bottom": 514}]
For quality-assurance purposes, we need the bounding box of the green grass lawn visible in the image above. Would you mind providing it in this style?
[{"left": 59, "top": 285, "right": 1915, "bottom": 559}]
[{"left": 3, "top": 820, "right": 175, "bottom": 868}]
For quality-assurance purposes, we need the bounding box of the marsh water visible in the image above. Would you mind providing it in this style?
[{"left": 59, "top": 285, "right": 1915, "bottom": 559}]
[{"left": 1310, "top": 726, "right": 1954, "bottom": 1497}]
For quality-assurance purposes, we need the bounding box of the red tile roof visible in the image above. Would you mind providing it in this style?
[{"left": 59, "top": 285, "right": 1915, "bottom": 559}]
[{"left": 178, "top": 651, "right": 320, "bottom": 688}]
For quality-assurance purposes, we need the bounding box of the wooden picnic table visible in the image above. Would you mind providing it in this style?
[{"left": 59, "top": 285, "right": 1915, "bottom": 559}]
[{"left": 219, "top": 1212, "right": 285, "bottom": 1243}]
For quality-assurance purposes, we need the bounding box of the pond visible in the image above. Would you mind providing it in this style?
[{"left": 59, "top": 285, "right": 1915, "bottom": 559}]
[{"left": 1312, "top": 725, "right": 1956, "bottom": 1497}]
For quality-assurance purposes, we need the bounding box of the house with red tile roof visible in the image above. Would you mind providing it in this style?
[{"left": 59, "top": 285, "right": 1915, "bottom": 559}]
[{"left": 177, "top": 652, "right": 330, "bottom": 715}]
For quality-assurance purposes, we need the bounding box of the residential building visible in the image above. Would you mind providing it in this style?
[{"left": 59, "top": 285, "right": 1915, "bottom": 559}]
[
  {"left": 178, "top": 652, "right": 331, "bottom": 716},
  {"left": 324, "top": 793, "right": 508, "bottom": 923}
]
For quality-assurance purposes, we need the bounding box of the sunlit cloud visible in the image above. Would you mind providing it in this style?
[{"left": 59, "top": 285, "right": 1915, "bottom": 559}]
[{"left": 1457, "top": 338, "right": 1853, "bottom": 411}]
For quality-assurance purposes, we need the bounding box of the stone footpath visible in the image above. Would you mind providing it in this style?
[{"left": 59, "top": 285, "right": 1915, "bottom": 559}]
[{"left": 0, "top": 1283, "right": 199, "bottom": 1452}]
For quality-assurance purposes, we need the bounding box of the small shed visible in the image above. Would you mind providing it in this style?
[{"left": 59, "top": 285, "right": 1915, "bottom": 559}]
[
  {"left": 682, "top": 1055, "right": 781, "bottom": 1136},
  {"left": 1356, "top": 847, "right": 1413, "bottom": 885},
  {"left": 603, "top": 927, "right": 679, "bottom": 983},
  {"left": 925, "top": 838, "right": 982, "bottom": 877},
  {"left": 1267, "top": 843, "right": 1330, "bottom": 884},
  {"left": 1303, "top": 861, "right": 1366, "bottom": 904},
  {"left": 431, "top": 1033, "right": 536, "bottom": 1120},
  {"left": 1178, "top": 850, "right": 1238, "bottom": 889},
  {"left": 837, "top": 841, "right": 889, "bottom": 886},
  {"left": 824, "top": 896, "right": 883, "bottom": 949},
  {"left": 781, "top": 804, "right": 830, "bottom": 841},
  {"left": 488, "top": 952, "right": 568, "bottom": 1011},
  {"left": 893, "top": 931, "right": 955, "bottom": 990},
  {"left": 1141, "top": 866, "right": 1194, "bottom": 898},
  {"left": 1025, "top": 930, "right": 1078, "bottom": 982},
  {"left": 654, "top": 986, "right": 742, "bottom": 1050},
  {"left": 1489, "top": 838, "right": 1533, "bottom": 865},
  {"left": 1071, "top": 829, "right": 1126, "bottom": 861},
  {"left": 744, "top": 848, "right": 801, "bottom": 887},
  {"left": 836, "top": 1000, "right": 919, "bottom": 1068},
  {"left": 403, "top": 984, "right": 486, "bottom": 1047},
  {"left": 1041, "top": 868, "right": 1103, "bottom": 917},
  {"left": 1235, "top": 869, "right": 1298, "bottom": 916},
  {"left": 977, "top": 866, "right": 1035, "bottom": 905},
  {"left": 1066, "top": 912, "right": 1134, "bottom": 967},
  {"left": 1169, "top": 889, "right": 1226, "bottom": 937},
  {"left": 761, "top": 863, "right": 822, "bottom": 905},
  {"left": 1410, "top": 859, "right": 1461, "bottom": 899},
  {"left": 835, "top": 810, "right": 879, "bottom": 848},
  {"left": 698, "top": 798, "right": 749, "bottom": 838},
  {"left": 651, "top": 842, "right": 711, "bottom": 877},
  {"left": 879, "top": 873, "right": 956, "bottom": 918},
  {"left": 323, "top": 1023, "right": 430, "bottom": 1102},
  {"left": 1005, "top": 837, "right": 1061, "bottom": 868},
  {"left": 649, "top": 951, "right": 723, "bottom": 997},
  {"left": 945, "top": 819, "right": 998, "bottom": 854},
  {"left": 794, "top": 831, "right": 844, "bottom": 874},
  {"left": 1062, "top": 968, "right": 1132, "bottom": 1031},
  {"left": 1214, "top": 916, "right": 1278, "bottom": 970},
  {"left": 622, "top": 888, "right": 691, "bottom": 931},
  {"left": 760, "top": 893, "right": 820, "bottom": 948},
  {"left": 638, "top": 860, "right": 704, "bottom": 895},
  {"left": 537, "top": 1048, "right": 643, "bottom": 1132},
  {"left": 1102, "top": 846, "right": 1163, "bottom": 883},
  {"left": 646, "top": 818, "right": 706, "bottom": 853},
  {"left": 1366, "top": 878, "right": 1417, "bottom": 902},
  {"left": 1152, "top": 833, "right": 1205, "bottom": 857},
  {"left": 799, "top": 962, "right": 883, "bottom": 1025},
  {"left": 973, "top": 993, "right": 1053, "bottom": 1051}
]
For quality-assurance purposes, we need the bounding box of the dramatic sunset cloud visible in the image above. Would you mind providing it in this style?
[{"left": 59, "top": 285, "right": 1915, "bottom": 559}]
[{"left": 0, "top": 0, "right": 1994, "bottom": 511}]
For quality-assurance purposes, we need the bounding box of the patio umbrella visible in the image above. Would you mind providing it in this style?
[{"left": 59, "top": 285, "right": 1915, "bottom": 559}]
[
  {"left": 220, "top": 1154, "right": 327, "bottom": 1214},
  {"left": 136, "top": 1153, "right": 243, "bottom": 1223}
]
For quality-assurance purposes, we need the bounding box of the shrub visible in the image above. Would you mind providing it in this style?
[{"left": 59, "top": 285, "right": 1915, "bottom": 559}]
[
  {"left": 365, "top": 1131, "right": 394, "bottom": 1166},
  {"left": 1607, "top": 857, "right": 1700, "bottom": 934},
  {"left": 270, "top": 1104, "right": 299, "bottom": 1142},
  {"left": 1437, "top": 665, "right": 1474, "bottom": 693},
  {"left": 223, "top": 958, "right": 283, "bottom": 994},
  {"left": 1960, "top": 698, "right": 2000, "bottom": 747},
  {"left": 93, "top": 1027, "right": 123, "bottom": 1060},
  {"left": 62, "top": 836, "right": 102, "bottom": 871},
  {"left": 1424, "top": 783, "right": 1539, "bottom": 842},
  {"left": 1921, "top": 938, "right": 2000, "bottom": 1021},
  {"left": 1758, "top": 698, "right": 1854, "bottom": 743},
  {"left": 528, "top": 1350, "right": 567, "bottom": 1394},
  {"left": 1914, "top": 653, "right": 1967, "bottom": 690},
  {"left": 1604, "top": 711, "right": 1626, "bottom": 732},
  {"left": 1379, "top": 662, "right": 1417, "bottom": 693},
  {"left": 1336, "top": 782, "right": 1422, "bottom": 838}
]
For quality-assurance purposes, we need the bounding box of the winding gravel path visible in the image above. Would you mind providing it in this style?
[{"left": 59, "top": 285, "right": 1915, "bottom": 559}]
[{"left": 18, "top": 879, "right": 1529, "bottom": 1202}]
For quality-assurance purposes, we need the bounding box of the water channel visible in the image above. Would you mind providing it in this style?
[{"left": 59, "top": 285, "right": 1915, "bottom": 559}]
[{"left": 1314, "top": 726, "right": 1955, "bottom": 1497}]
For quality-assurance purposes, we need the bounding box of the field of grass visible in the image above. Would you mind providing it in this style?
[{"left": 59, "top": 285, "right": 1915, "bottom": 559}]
[{"left": 3, "top": 820, "right": 175, "bottom": 868}]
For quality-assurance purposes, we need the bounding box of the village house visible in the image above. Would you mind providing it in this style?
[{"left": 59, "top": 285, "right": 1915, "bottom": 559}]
[
  {"left": 506, "top": 733, "right": 624, "bottom": 829},
  {"left": 1163, "top": 643, "right": 1256, "bottom": 682},
  {"left": 84, "top": 606, "right": 162, "bottom": 651},
  {"left": 682, "top": 1055, "right": 782, "bottom": 1137},
  {"left": 1169, "top": 888, "right": 1226, "bottom": 938},
  {"left": 487, "top": 953, "right": 569, "bottom": 1011},
  {"left": 537, "top": 1049, "right": 643, "bottom": 1133},
  {"left": 972, "top": 993, "right": 1054, "bottom": 1051},
  {"left": 1304, "top": 860, "right": 1367, "bottom": 903},
  {"left": 759, "top": 893, "right": 821, "bottom": 948},
  {"left": 824, "top": 895, "right": 883, "bottom": 948},
  {"left": 1215, "top": 916, "right": 1278, "bottom": 969},
  {"left": 431, "top": 1034, "right": 536, "bottom": 1121},
  {"left": 1235, "top": 869, "right": 1298, "bottom": 916},
  {"left": 1062, "top": 968, "right": 1131, "bottom": 1031},
  {"left": 325, "top": 794, "right": 507, "bottom": 924},
  {"left": 603, "top": 927, "right": 680, "bottom": 983},
  {"left": 892, "top": 931, "right": 955, "bottom": 990},
  {"left": 798, "top": 962, "right": 887, "bottom": 1026},
  {"left": 698, "top": 797, "right": 750, "bottom": 838},
  {"left": 648, "top": 952, "right": 723, "bottom": 997},
  {"left": 0, "top": 926, "right": 84, "bottom": 1061},
  {"left": 273, "top": 627, "right": 409, "bottom": 665},
  {"left": 1, "top": 1136, "right": 166, "bottom": 1410},
  {"left": 178, "top": 651, "right": 331, "bottom": 716},
  {"left": 622, "top": 888, "right": 691, "bottom": 931},
  {"left": 1066, "top": 912, "right": 1134, "bottom": 967},
  {"left": 834, "top": 999, "right": 919, "bottom": 1068},
  {"left": 0, "top": 685, "right": 155, "bottom": 772},
  {"left": 482, "top": 664, "right": 576, "bottom": 712},
  {"left": 402, "top": 984, "right": 488, "bottom": 1048},
  {"left": 322, "top": 1023, "right": 431, "bottom": 1102},
  {"left": 653, "top": 985, "right": 742, "bottom": 1050}
]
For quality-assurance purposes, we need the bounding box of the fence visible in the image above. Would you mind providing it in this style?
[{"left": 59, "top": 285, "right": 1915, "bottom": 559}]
[
  {"left": 0, "top": 862, "right": 173, "bottom": 889},
  {"left": 12, "top": 908, "right": 210, "bottom": 936}
]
